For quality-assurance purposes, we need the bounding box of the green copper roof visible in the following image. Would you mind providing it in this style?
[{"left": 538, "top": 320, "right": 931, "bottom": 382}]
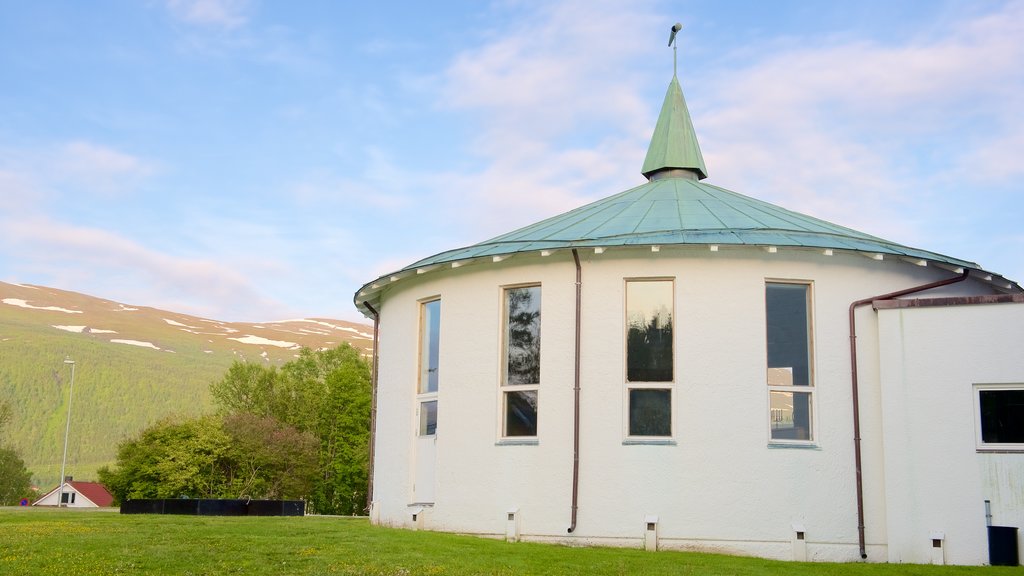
[
  {"left": 396, "top": 177, "right": 977, "bottom": 271},
  {"left": 641, "top": 75, "right": 707, "bottom": 180},
  {"left": 354, "top": 70, "right": 1017, "bottom": 312}
]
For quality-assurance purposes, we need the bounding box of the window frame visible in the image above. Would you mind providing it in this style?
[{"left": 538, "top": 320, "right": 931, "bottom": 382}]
[
  {"left": 623, "top": 277, "right": 675, "bottom": 441},
  {"left": 416, "top": 297, "right": 441, "bottom": 437},
  {"left": 973, "top": 383, "right": 1024, "bottom": 451},
  {"left": 499, "top": 283, "right": 542, "bottom": 440},
  {"left": 765, "top": 279, "right": 817, "bottom": 446}
]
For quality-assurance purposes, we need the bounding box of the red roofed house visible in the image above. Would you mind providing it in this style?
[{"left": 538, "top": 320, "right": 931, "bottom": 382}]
[{"left": 33, "top": 476, "right": 114, "bottom": 508}]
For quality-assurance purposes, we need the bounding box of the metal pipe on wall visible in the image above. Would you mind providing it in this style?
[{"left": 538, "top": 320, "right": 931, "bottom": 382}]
[
  {"left": 568, "top": 249, "right": 582, "bottom": 533},
  {"left": 363, "top": 301, "right": 381, "bottom": 513}
]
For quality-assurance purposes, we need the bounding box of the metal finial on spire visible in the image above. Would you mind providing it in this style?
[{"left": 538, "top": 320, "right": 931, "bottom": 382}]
[{"left": 668, "top": 23, "right": 682, "bottom": 76}]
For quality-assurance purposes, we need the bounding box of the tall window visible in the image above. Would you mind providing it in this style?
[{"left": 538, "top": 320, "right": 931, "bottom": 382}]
[
  {"left": 502, "top": 285, "right": 541, "bottom": 437},
  {"left": 626, "top": 279, "right": 673, "bottom": 437},
  {"left": 418, "top": 299, "right": 440, "bottom": 436},
  {"left": 975, "top": 385, "right": 1024, "bottom": 450},
  {"left": 766, "top": 282, "right": 814, "bottom": 442}
]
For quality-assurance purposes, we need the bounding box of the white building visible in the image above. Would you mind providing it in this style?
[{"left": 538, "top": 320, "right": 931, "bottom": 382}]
[{"left": 354, "top": 42, "right": 1024, "bottom": 566}]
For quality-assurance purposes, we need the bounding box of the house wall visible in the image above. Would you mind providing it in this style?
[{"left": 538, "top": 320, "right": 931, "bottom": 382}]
[
  {"left": 877, "top": 301, "right": 1024, "bottom": 565},
  {"left": 370, "top": 246, "right": 998, "bottom": 562}
]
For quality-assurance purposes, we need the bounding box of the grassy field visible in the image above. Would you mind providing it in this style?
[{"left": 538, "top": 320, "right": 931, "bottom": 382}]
[{"left": 1, "top": 509, "right": 1019, "bottom": 575}]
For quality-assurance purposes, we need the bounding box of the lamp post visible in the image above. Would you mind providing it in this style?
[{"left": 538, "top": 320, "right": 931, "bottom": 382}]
[{"left": 57, "top": 357, "right": 76, "bottom": 507}]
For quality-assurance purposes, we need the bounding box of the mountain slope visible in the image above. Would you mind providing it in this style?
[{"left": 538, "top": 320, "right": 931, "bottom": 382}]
[{"left": 0, "top": 281, "right": 373, "bottom": 488}]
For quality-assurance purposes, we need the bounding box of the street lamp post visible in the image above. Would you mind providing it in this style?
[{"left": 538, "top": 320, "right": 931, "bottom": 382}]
[{"left": 57, "top": 357, "right": 76, "bottom": 507}]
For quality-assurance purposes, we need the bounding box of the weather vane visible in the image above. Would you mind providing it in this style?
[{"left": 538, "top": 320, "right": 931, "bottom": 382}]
[{"left": 668, "top": 22, "right": 682, "bottom": 76}]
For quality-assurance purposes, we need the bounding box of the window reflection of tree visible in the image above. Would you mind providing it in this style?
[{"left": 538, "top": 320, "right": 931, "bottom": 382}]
[
  {"left": 627, "top": 313, "right": 673, "bottom": 382},
  {"left": 629, "top": 389, "right": 671, "bottom": 436},
  {"left": 506, "top": 287, "right": 541, "bottom": 385},
  {"left": 506, "top": 390, "right": 538, "bottom": 436}
]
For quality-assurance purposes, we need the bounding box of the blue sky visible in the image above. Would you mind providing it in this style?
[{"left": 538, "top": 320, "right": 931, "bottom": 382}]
[{"left": 1, "top": 1, "right": 1021, "bottom": 322}]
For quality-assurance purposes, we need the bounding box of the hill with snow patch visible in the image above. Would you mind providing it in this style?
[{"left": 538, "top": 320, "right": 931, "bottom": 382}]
[{"left": 0, "top": 281, "right": 373, "bottom": 488}]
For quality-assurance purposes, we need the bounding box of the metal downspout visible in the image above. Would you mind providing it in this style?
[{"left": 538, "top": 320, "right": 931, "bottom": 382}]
[
  {"left": 847, "top": 269, "right": 969, "bottom": 559},
  {"left": 362, "top": 301, "right": 381, "bottom": 514},
  {"left": 568, "top": 249, "right": 582, "bottom": 533}
]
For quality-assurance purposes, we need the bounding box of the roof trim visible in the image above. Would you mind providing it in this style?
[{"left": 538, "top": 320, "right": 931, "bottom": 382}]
[{"left": 874, "top": 293, "right": 1024, "bottom": 309}]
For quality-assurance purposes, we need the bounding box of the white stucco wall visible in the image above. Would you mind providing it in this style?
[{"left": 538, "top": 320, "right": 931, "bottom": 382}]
[
  {"left": 877, "top": 300, "right": 1024, "bottom": 566},
  {"left": 369, "top": 245, "right": 1005, "bottom": 562}
]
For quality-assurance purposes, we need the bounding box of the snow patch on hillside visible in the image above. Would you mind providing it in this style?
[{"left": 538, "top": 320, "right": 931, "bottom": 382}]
[
  {"left": 199, "top": 319, "right": 237, "bottom": 332},
  {"left": 53, "top": 325, "right": 119, "bottom": 334},
  {"left": 228, "top": 335, "right": 300, "bottom": 349},
  {"left": 116, "top": 304, "right": 139, "bottom": 311},
  {"left": 268, "top": 318, "right": 373, "bottom": 339},
  {"left": 111, "top": 339, "right": 161, "bottom": 350},
  {"left": 4, "top": 298, "right": 83, "bottom": 314},
  {"left": 163, "top": 318, "right": 200, "bottom": 328}
]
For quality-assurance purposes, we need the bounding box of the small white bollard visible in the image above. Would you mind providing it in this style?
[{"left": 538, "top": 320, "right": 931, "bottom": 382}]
[
  {"left": 505, "top": 507, "right": 521, "bottom": 543},
  {"left": 791, "top": 523, "right": 807, "bottom": 561},
  {"left": 930, "top": 531, "right": 945, "bottom": 565},
  {"left": 644, "top": 515, "right": 659, "bottom": 551}
]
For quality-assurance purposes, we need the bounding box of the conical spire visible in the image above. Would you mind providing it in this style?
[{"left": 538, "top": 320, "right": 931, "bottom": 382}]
[
  {"left": 641, "top": 74, "right": 707, "bottom": 180},
  {"left": 641, "top": 27, "right": 707, "bottom": 181}
]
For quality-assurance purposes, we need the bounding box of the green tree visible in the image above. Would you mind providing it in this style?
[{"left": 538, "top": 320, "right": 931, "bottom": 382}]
[
  {"left": 0, "top": 399, "right": 31, "bottom": 505},
  {"left": 98, "top": 413, "right": 319, "bottom": 505},
  {"left": 209, "top": 362, "right": 280, "bottom": 416},
  {"left": 0, "top": 447, "right": 32, "bottom": 505},
  {"left": 99, "top": 415, "right": 230, "bottom": 502},
  {"left": 210, "top": 344, "right": 372, "bottom": 514},
  {"left": 221, "top": 413, "right": 317, "bottom": 500},
  {"left": 311, "top": 356, "right": 372, "bottom": 515}
]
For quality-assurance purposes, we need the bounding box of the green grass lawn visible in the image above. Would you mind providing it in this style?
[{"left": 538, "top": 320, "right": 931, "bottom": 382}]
[{"left": 0, "top": 509, "right": 1017, "bottom": 575}]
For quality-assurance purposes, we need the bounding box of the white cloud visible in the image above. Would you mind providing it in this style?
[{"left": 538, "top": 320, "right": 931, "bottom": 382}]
[
  {"left": 166, "top": 0, "right": 250, "bottom": 29},
  {"left": 964, "top": 130, "right": 1024, "bottom": 183},
  {"left": 0, "top": 140, "right": 154, "bottom": 200},
  {"left": 286, "top": 148, "right": 412, "bottom": 211},
  {"left": 0, "top": 168, "right": 46, "bottom": 211},
  {"left": 697, "top": 0, "right": 1024, "bottom": 246},
  {"left": 0, "top": 215, "right": 289, "bottom": 321},
  {"left": 431, "top": 0, "right": 663, "bottom": 239},
  {"left": 58, "top": 141, "right": 156, "bottom": 196}
]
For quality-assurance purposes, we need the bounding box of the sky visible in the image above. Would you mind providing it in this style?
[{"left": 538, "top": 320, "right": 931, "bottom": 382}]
[{"left": 1, "top": 0, "right": 1021, "bottom": 323}]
